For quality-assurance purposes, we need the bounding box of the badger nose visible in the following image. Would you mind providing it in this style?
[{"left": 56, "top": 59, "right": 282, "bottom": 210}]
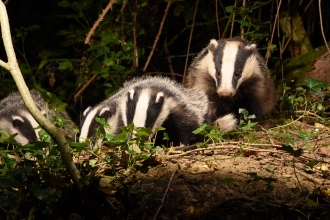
[{"left": 218, "top": 92, "right": 233, "bottom": 98}]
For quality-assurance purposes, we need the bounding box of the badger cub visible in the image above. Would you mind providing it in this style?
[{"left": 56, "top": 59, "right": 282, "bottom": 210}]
[
  {"left": 0, "top": 91, "right": 76, "bottom": 145},
  {"left": 184, "top": 37, "right": 277, "bottom": 126},
  {"left": 80, "top": 76, "right": 236, "bottom": 147}
]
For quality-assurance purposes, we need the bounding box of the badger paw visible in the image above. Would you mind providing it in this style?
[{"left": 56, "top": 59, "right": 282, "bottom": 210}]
[{"left": 213, "top": 114, "right": 238, "bottom": 131}]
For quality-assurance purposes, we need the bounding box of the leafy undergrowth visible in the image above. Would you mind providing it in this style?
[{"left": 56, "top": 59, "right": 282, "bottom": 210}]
[{"left": 0, "top": 77, "right": 330, "bottom": 220}]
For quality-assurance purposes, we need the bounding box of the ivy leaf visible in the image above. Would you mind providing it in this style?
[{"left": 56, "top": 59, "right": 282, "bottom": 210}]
[{"left": 306, "top": 77, "right": 328, "bottom": 94}]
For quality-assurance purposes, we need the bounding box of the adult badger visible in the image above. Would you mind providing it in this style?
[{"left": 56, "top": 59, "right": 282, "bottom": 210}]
[
  {"left": 79, "top": 76, "right": 236, "bottom": 147},
  {"left": 184, "top": 37, "right": 277, "bottom": 125},
  {"left": 0, "top": 91, "right": 76, "bottom": 145}
]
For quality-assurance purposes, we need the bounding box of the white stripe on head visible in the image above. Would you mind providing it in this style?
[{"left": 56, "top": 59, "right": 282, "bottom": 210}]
[
  {"left": 218, "top": 41, "right": 240, "bottom": 95},
  {"left": 120, "top": 94, "right": 128, "bottom": 126},
  {"left": 132, "top": 89, "right": 150, "bottom": 127},
  {"left": 129, "top": 89, "right": 135, "bottom": 100},
  {"left": 155, "top": 92, "right": 164, "bottom": 103},
  {"left": 79, "top": 106, "right": 99, "bottom": 142},
  {"left": 151, "top": 97, "right": 176, "bottom": 133}
]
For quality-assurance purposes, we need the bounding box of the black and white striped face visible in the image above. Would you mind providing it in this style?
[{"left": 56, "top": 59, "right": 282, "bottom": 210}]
[
  {"left": 0, "top": 110, "right": 41, "bottom": 145},
  {"left": 207, "top": 39, "right": 258, "bottom": 98},
  {"left": 79, "top": 104, "right": 118, "bottom": 142},
  {"left": 79, "top": 86, "right": 178, "bottom": 143},
  {"left": 120, "top": 87, "right": 176, "bottom": 132}
]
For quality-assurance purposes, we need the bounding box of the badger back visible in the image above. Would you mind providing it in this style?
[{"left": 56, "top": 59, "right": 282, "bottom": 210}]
[
  {"left": 184, "top": 37, "right": 277, "bottom": 120},
  {"left": 0, "top": 91, "right": 76, "bottom": 144},
  {"left": 80, "top": 76, "right": 210, "bottom": 146}
]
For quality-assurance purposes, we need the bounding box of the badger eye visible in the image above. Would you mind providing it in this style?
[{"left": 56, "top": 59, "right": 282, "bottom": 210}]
[{"left": 216, "top": 71, "right": 221, "bottom": 76}]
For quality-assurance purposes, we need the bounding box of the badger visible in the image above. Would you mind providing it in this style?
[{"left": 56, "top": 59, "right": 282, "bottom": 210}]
[
  {"left": 0, "top": 91, "right": 76, "bottom": 145},
  {"left": 79, "top": 76, "right": 237, "bottom": 147},
  {"left": 184, "top": 37, "right": 277, "bottom": 125}
]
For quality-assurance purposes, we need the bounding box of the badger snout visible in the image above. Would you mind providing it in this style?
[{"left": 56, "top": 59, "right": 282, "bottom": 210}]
[{"left": 217, "top": 87, "right": 235, "bottom": 98}]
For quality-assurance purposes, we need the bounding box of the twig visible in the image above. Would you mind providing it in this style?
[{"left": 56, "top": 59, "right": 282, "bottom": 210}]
[
  {"left": 153, "top": 164, "right": 177, "bottom": 220},
  {"left": 230, "top": 0, "right": 237, "bottom": 38},
  {"left": 215, "top": 0, "right": 221, "bottom": 39},
  {"left": 85, "top": 0, "right": 115, "bottom": 45},
  {"left": 182, "top": 0, "right": 199, "bottom": 82},
  {"left": 132, "top": 0, "right": 138, "bottom": 68},
  {"left": 294, "top": 110, "right": 324, "bottom": 120},
  {"left": 3, "top": 0, "right": 9, "bottom": 4},
  {"left": 240, "top": 0, "right": 246, "bottom": 38},
  {"left": 115, "top": 0, "right": 128, "bottom": 22},
  {"left": 265, "top": 0, "right": 282, "bottom": 64},
  {"left": 73, "top": 74, "right": 98, "bottom": 100},
  {"left": 318, "top": 0, "right": 330, "bottom": 53},
  {"left": 143, "top": 0, "right": 172, "bottom": 72},
  {"left": 166, "top": 48, "right": 176, "bottom": 79}
]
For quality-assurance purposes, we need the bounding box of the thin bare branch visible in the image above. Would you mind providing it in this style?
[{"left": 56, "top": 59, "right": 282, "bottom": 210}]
[
  {"left": 152, "top": 165, "right": 177, "bottom": 220},
  {"left": 115, "top": 0, "right": 128, "bottom": 22},
  {"left": 216, "top": 0, "right": 221, "bottom": 39},
  {"left": 74, "top": 74, "right": 98, "bottom": 101},
  {"left": 132, "top": 0, "right": 138, "bottom": 68},
  {"left": 266, "top": 0, "right": 282, "bottom": 64},
  {"left": 182, "top": 0, "right": 199, "bottom": 82},
  {"left": 85, "top": 0, "right": 115, "bottom": 45},
  {"left": 318, "top": 0, "right": 330, "bottom": 53},
  {"left": 143, "top": 0, "right": 172, "bottom": 72},
  {"left": 230, "top": 0, "right": 237, "bottom": 38}
]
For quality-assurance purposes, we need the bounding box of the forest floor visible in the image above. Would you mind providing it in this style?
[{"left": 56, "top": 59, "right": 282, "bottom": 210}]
[{"left": 64, "top": 118, "right": 330, "bottom": 220}]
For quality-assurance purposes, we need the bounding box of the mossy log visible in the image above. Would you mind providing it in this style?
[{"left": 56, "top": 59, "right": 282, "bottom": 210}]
[
  {"left": 272, "top": 43, "right": 330, "bottom": 89},
  {"left": 279, "top": 11, "right": 313, "bottom": 57}
]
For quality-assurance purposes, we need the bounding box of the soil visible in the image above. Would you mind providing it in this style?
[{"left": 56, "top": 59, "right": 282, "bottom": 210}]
[{"left": 58, "top": 120, "right": 330, "bottom": 220}]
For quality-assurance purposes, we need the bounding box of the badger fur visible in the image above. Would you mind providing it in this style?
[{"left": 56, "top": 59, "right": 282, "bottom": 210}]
[
  {"left": 80, "top": 76, "right": 237, "bottom": 147},
  {"left": 0, "top": 91, "right": 76, "bottom": 145},
  {"left": 184, "top": 37, "right": 277, "bottom": 124}
]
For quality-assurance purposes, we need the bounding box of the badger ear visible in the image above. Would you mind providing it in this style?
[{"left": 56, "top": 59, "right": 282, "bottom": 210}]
[
  {"left": 83, "top": 106, "right": 92, "bottom": 117},
  {"left": 245, "top": 44, "right": 256, "bottom": 51},
  {"left": 208, "top": 39, "right": 218, "bottom": 51},
  {"left": 12, "top": 115, "right": 25, "bottom": 127},
  {"left": 99, "top": 107, "right": 112, "bottom": 119},
  {"left": 128, "top": 89, "right": 135, "bottom": 100}
]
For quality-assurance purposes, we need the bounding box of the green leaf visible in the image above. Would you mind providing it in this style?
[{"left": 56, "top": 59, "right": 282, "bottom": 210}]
[
  {"left": 225, "top": 5, "right": 234, "bottom": 12},
  {"left": 58, "top": 0, "right": 71, "bottom": 7},
  {"left": 306, "top": 160, "right": 318, "bottom": 169},
  {"left": 58, "top": 59, "right": 73, "bottom": 70},
  {"left": 38, "top": 50, "right": 53, "bottom": 59},
  {"left": 238, "top": 20, "right": 250, "bottom": 26},
  {"left": 306, "top": 77, "right": 328, "bottom": 94},
  {"left": 306, "top": 198, "right": 317, "bottom": 206},
  {"left": 0, "top": 130, "right": 10, "bottom": 143}
]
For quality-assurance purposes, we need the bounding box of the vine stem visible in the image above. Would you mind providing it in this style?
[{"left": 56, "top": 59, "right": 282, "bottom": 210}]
[
  {"left": 143, "top": 0, "right": 172, "bottom": 72},
  {"left": 0, "top": 1, "right": 82, "bottom": 190},
  {"left": 85, "top": 0, "right": 115, "bottom": 44}
]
